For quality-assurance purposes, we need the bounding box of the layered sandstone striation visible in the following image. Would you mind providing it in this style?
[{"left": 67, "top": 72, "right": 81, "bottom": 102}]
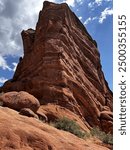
[{"left": 1, "top": 1, "right": 112, "bottom": 132}]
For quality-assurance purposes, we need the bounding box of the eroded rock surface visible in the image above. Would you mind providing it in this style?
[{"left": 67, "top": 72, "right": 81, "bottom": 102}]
[
  {"left": 1, "top": 1, "right": 113, "bottom": 132},
  {"left": 37, "top": 103, "right": 91, "bottom": 132},
  {"left": 0, "top": 107, "right": 111, "bottom": 150}
]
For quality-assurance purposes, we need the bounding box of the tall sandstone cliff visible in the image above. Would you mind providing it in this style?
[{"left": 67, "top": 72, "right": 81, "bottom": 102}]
[{"left": 1, "top": 1, "right": 113, "bottom": 133}]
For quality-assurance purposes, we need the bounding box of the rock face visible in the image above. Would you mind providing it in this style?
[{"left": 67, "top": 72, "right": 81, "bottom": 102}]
[
  {"left": 37, "top": 103, "right": 91, "bottom": 132},
  {"left": 100, "top": 111, "right": 113, "bottom": 134},
  {"left": 0, "top": 107, "right": 110, "bottom": 150},
  {"left": 1, "top": 1, "right": 113, "bottom": 132}
]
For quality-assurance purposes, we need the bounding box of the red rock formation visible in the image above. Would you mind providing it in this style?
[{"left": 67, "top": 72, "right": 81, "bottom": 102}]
[
  {"left": 1, "top": 1, "right": 113, "bottom": 132},
  {"left": 0, "top": 107, "right": 111, "bottom": 150},
  {"left": 37, "top": 103, "right": 91, "bottom": 132}
]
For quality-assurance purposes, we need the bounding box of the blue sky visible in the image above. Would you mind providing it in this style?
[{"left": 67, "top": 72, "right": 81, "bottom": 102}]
[{"left": 0, "top": 0, "right": 113, "bottom": 90}]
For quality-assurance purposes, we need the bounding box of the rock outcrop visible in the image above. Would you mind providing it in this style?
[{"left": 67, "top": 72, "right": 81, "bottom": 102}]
[
  {"left": 1, "top": 1, "right": 112, "bottom": 132},
  {"left": 0, "top": 107, "right": 111, "bottom": 150},
  {"left": 37, "top": 103, "right": 91, "bottom": 132}
]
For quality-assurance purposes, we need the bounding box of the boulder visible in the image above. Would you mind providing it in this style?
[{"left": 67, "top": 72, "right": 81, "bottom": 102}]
[{"left": 0, "top": 91, "right": 40, "bottom": 112}]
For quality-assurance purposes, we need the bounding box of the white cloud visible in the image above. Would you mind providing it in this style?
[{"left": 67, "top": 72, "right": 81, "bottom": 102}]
[
  {"left": 63, "top": 0, "right": 75, "bottom": 7},
  {"left": 76, "top": 0, "right": 84, "bottom": 5},
  {"left": 84, "top": 17, "right": 91, "bottom": 25},
  {"left": 88, "top": 0, "right": 102, "bottom": 8},
  {"left": 99, "top": 7, "right": 113, "bottom": 23},
  {"left": 63, "top": 0, "right": 84, "bottom": 7},
  {"left": 0, "top": 77, "right": 8, "bottom": 84},
  {"left": 78, "top": 16, "right": 82, "bottom": 20},
  {"left": 0, "top": 55, "right": 18, "bottom": 72},
  {"left": 12, "top": 62, "right": 18, "bottom": 72},
  {"left": 95, "top": 0, "right": 102, "bottom": 6},
  {"left": 0, "top": 0, "right": 4, "bottom": 12},
  {"left": 84, "top": 17, "right": 97, "bottom": 25},
  {"left": 88, "top": 2, "right": 93, "bottom": 8},
  {"left": 88, "top": 0, "right": 112, "bottom": 8},
  {"left": 0, "top": 55, "right": 11, "bottom": 71},
  {"left": 0, "top": 0, "right": 57, "bottom": 58}
]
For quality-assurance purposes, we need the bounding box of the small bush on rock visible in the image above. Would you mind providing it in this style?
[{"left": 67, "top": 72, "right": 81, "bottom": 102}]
[
  {"left": 0, "top": 92, "right": 4, "bottom": 96},
  {"left": 0, "top": 92, "right": 4, "bottom": 106},
  {"left": 102, "top": 133, "right": 113, "bottom": 145},
  {"left": 90, "top": 127, "right": 113, "bottom": 145},
  {"left": 54, "top": 117, "right": 86, "bottom": 138},
  {"left": 0, "top": 100, "right": 3, "bottom": 106}
]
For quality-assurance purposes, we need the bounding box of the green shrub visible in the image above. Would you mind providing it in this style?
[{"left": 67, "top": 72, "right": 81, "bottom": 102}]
[
  {"left": 0, "top": 101, "right": 3, "bottom": 106},
  {"left": 90, "top": 127, "right": 113, "bottom": 145},
  {"left": 0, "top": 92, "right": 4, "bottom": 96},
  {"left": 54, "top": 117, "right": 87, "bottom": 138},
  {"left": 102, "top": 133, "right": 113, "bottom": 145},
  {"left": 0, "top": 92, "right": 4, "bottom": 106}
]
